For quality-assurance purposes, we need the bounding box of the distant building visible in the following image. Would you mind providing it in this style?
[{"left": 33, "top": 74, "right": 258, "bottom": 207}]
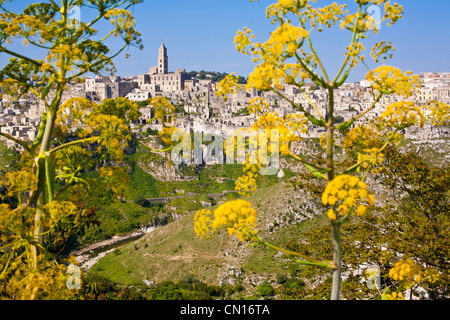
[
  {"left": 147, "top": 42, "right": 188, "bottom": 93},
  {"left": 85, "top": 75, "right": 137, "bottom": 101}
]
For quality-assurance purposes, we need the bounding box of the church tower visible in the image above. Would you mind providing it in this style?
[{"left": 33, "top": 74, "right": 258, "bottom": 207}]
[{"left": 158, "top": 41, "right": 168, "bottom": 74}]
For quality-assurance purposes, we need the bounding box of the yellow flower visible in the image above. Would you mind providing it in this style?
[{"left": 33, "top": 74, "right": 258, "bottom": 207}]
[
  {"left": 2, "top": 169, "right": 38, "bottom": 198},
  {"left": 327, "top": 209, "right": 336, "bottom": 220},
  {"left": 194, "top": 209, "right": 213, "bottom": 239},
  {"left": 337, "top": 189, "right": 348, "bottom": 200},
  {"left": 388, "top": 259, "right": 424, "bottom": 288},
  {"left": 343, "top": 124, "right": 381, "bottom": 152},
  {"left": 150, "top": 97, "right": 177, "bottom": 122},
  {"left": 248, "top": 97, "right": 270, "bottom": 115},
  {"left": 365, "top": 66, "right": 420, "bottom": 98},
  {"left": 380, "top": 101, "right": 426, "bottom": 129},
  {"left": 383, "top": 291, "right": 404, "bottom": 300},
  {"left": 43, "top": 201, "right": 78, "bottom": 226},
  {"left": 367, "top": 194, "right": 375, "bottom": 206},
  {"left": 216, "top": 73, "right": 239, "bottom": 101},
  {"left": 425, "top": 100, "right": 450, "bottom": 126},
  {"left": 322, "top": 174, "right": 374, "bottom": 220},
  {"left": 355, "top": 204, "right": 367, "bottom": 216},
  {"left": 251, "top": 111, "right": 303, "bottom": 154},
  {"left": 194, "top": 200, "right": 258, "bottom": 242}
]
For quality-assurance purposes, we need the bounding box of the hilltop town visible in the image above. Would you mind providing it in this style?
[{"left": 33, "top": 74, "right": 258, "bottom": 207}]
[{"left": 1, "top": 41, "right": 449, "bottom": 151}]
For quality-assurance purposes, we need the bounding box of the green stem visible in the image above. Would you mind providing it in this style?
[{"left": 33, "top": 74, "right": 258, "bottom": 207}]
[
  {"left": 45, "top": 156, "right": 55, "bottom": 203},
  {"left": 325, "top": 87, "right": 342, "bottom": 300},
  {"left": 332, "top": 5, "right": 361, "bottom": 85},
  {"left": 330, "top": 221, "right": 342, "bottom": 300},
  {"left": 31, "top": 85, "right": 63, "bottom": 266},
  {"left": 255, "top": 236, "right": 335, "bottom": 268},
  {"left": 326, "top": 88, "right": 335, "bottom": 181},
  {"left": 295, "top": 52, "right": 328, "bottom": 88},
  {"left": 49, "top": 136, "right": 99, "bottom": 155},
  {"left": 0, "top": 47, "right": 43, "bottom": 68},
  {"left": 0, "top": 131, "right": 32, "bottom": 154},
  {"left": 354, "top": 92, "right": 383, "bottom": 121},
  {"left": 339, "top": 128, "right": 399, "bottom": 175},
  {"left": 300, "top": 19, "right": 330, "bottom": 84},
  {"left": 272, "top": 88, "right": 326, "bottom": 126},
  {"left": 31, "top": 156, "right": 47, "bottom": 269}
]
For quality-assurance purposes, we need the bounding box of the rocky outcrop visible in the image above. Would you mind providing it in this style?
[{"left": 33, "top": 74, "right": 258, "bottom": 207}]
[{"left": 405, "top": 124, "right": 450, "bottom": 140}]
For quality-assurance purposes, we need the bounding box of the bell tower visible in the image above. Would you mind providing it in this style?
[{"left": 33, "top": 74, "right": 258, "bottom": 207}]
[{"left": 158, "top": 41, "right": 168, "bottom": 74}]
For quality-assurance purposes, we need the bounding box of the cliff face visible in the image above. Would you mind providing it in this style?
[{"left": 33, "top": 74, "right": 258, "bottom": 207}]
[
  {"left": 138, "top": 157, "right": 195, "bottom": 182},
  {"left": 405, "top": 124, "right": 450, "bottom": 140},
  {"left": 135, "top": 137, "right": 197, "bottom": 182}
]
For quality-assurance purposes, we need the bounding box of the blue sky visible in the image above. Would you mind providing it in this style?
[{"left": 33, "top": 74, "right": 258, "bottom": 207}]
[{"left": 1, "top": 0, "right": 449, "bottom": 83}]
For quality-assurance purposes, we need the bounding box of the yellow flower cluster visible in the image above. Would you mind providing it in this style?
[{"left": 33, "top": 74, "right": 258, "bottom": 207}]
[
  {"left": 365, "top": 66, "right": 420, "bottom": 98},
  {"left": 345, "top": 41, "right": 366, "bottom": 67},
  {"left": 248, "top": 97, "right": 271, "bottom": 115},
  {"left": 150, "top": 97, "right": 177, "bottom": 123},
  {"left": 216, "top": 73, "right": 238, "bottom": 101},
  {"left": 94, "top": 97, "right": 142, "bottom": 123},
  {"left": 158, "top": 126, "right": 177, "bottom": 146},
  {"left": 382, "top": 291, "right": 404, "bottom": 300},
  {"left": 194, "top": 200, "right": 258, "bottom": 242},
  {"left": 423, "top": 269, "right": 440, "bottom": 285},
  {"left": 341, "top": 12, "right": 378, "bottom": 34},
  {"left": 384, "top": 1, "right": 404, "bottom": 26},
  {"left": 286, "top": 113, "right": 309, "bottom": 136},
  {"left": 43, "top": 201, "right": 78, "bottom": 226},
  {"left": 99, "top": 166, "right": 129, "bottom": 199},
  {"left": 0, "top": 78, "right": 27, "bottom": 100},
  {"left": 371, "top": 41, "right": 394, "bottom": 63},
  {"left": 235, "top": 162, "right": 261, "bottom": 196},
  {"left": 235, "top": 27, "right": 255, "bottom": 55},
  {"left": 266, "top": 0, "right": 306, "bottom": 19},
  {"left": 388, "top": 259, "right": 422, "bottom": 285},
  {"left": 194, "top": 209, "right": 213, "bottom": 240},
  {"left": 321, "top": 174, "right": 374, "bottom": 220},
  {"left": 1, "top": 169, "right": 38, "bottom": 199},
  {"left": 4, "top": 257, "right": 82, "bottom": 300},
  {"left": 358, "top": 148, "right": 385, "bottom": 173},
  {"left": 380, "top": 101, "right": 426, "bottom": 129},
  {"left": 56, "top": 97, "right": 95, "bottom": 135},
  {"left": 284, "top": 62, "right": 309, "bottom": 84},
  {"left": 346, "top": 41, "right": 365, "bottom": 58},
  {"left": 247, "top": 62, "right": 285, "bottom": 91},
  {"left": 105, "top": 8, "right": 139, "bottom": 42},
  {"left": 343, "top": 124, "right": 381, "bottom": 152},
  {"left": 55, "top": 145, "right": 92, "bottom": 182},
  {"left": 425, "top": 100, "right": 450, "bottom": 126},
  {"left": 235, "top": 22, "right": 309, "bottom": 91},
  {"left": 269, "top": 24, "right": 309, "bottom": 49},
  {"left": 251, "top": 111, "right": 303, "bottom": 156},
  {"left": 305, "top": 2, "right": 347, "bottom": 29},
  {"left": 389, "top": 259, "right": 440, "bottom": 290},
  {"left": 84, "top": 114, "right": 131, "bottom": 160}
]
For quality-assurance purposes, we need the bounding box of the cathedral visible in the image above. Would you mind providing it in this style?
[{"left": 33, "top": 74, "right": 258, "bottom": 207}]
[{"left": 147, "top": 41, "right": 187, "bottom": 92}]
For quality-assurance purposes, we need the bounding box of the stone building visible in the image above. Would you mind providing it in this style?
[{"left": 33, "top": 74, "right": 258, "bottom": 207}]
[
  {"left": 85, "top": 75, "right": 137, "bottom": 101},
  {"left": 148, "top": 42, "right": 188, "bottom": 93}
]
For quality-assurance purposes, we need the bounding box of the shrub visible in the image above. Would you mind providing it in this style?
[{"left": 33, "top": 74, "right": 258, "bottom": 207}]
[
  {"left": 257, "top": 282, "right": 273, "bottom": 298},
  {"left": 276, "top": 273, "right": 288, "bottom": 284}
]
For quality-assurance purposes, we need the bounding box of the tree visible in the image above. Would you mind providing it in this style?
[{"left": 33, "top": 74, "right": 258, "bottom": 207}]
[
  {"left": 193, "top": 0, "right": 449, "bottom": 300},
  {"left": 376, "top": 147, "right": 449, "bottom": 298},
  {"left": 0, "top": 0, "right": 175, "bottom": 299}
]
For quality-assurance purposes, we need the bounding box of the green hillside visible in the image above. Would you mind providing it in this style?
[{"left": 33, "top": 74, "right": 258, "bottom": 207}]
[
  {"left": 79, "top": 137, "right": 449, "bottom": 300},
  {"left": 86, "top": 180, "right": 329, "bottom": 292}
]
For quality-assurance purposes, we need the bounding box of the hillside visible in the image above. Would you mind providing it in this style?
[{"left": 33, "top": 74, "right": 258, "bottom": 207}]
[
  {"left": 80, "top": 132, "right": 449, "bottom": 299},
  {"left": 87, "top": 180, "right": 329, "bottom": 292}
]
